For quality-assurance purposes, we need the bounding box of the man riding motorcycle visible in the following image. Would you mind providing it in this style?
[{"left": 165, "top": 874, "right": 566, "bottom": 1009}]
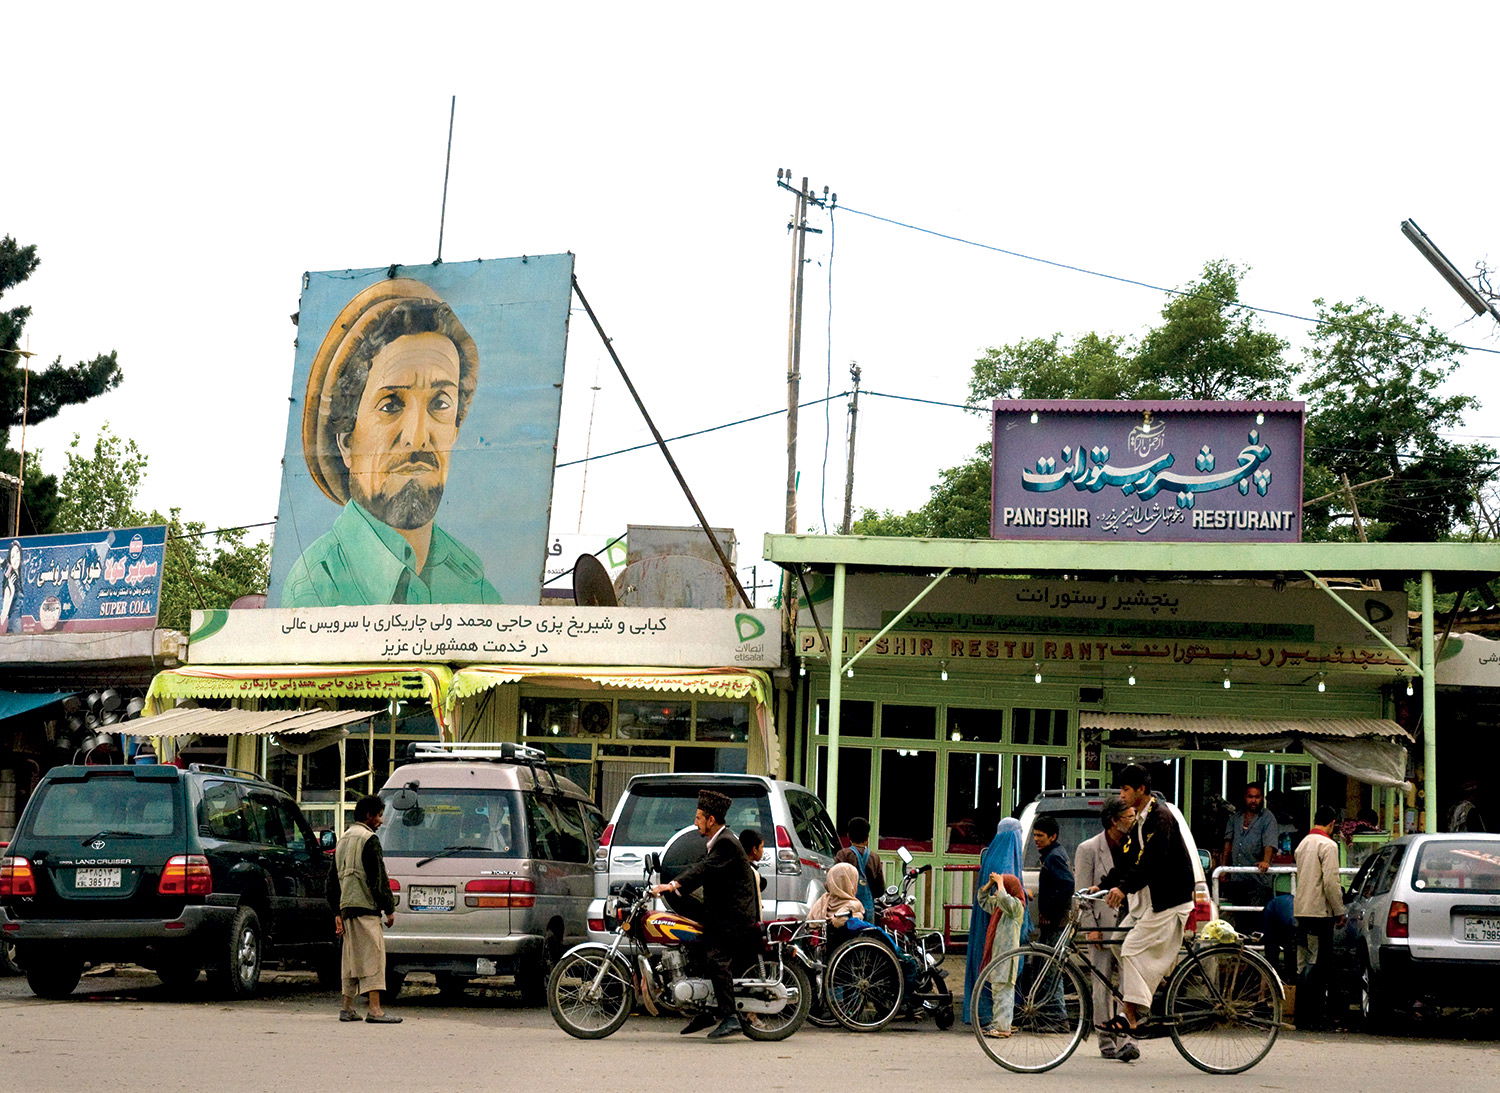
[{"left": 649, "top": 789, "right": 760, "bottom": 1040}]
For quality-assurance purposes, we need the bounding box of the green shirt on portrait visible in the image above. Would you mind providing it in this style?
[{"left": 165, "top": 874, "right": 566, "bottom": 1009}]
[{"left": 280, "top": 500, "right": 501, "bottom": 607}]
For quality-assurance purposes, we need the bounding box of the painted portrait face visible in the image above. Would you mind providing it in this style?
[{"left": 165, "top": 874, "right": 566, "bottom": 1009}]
[
  {"left": 6, "top": 542, "right": 20, "bottom": 570},
  {"left": 337, "top": 332, "right": 462, "bottom": 530}
]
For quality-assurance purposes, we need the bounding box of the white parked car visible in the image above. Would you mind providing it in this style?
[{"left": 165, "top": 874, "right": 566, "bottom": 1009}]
[{"left": 1342, "top": 832, "right": 1500, "bottom": 1027}]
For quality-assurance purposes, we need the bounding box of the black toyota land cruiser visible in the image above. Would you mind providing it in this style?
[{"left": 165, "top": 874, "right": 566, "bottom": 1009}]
[{"left": 0, "top": 763, "right": 336, "bottom": 999}]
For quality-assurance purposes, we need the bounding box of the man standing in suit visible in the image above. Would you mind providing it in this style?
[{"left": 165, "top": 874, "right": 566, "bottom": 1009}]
[
  {"left": 651, "top": 789, "right": 760, "bottom": 1040},
  {"left": 1076, "top": 798, "right": 1139, "bottom": 1062}
]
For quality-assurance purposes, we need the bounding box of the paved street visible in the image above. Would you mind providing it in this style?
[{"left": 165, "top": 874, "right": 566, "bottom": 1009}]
[{"left": 3, "top": 968, "right": 1499, "bottom": 1092}]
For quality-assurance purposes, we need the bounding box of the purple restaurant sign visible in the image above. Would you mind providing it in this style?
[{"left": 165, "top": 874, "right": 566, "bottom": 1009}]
[{"left": 990, "top": 400, "right": 1305, "bottom": 542}]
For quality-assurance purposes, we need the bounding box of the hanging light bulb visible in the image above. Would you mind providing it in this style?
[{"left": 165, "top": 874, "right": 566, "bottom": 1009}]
[
  {"left": 1127, "top": 665, "right": 1137, "bottom": 686},
  {"left": 1033, "top": 662, "right": 1043, "bottom": 684},
  {"left": 1222, "top": 668, "right": 1232, "bottom": 689},
  {"left": 940, "top": 660, "right": 949, "bottom": 682},
  {"left": 1316, "top": 673, "right": 1326, "bottom": 693},
  {"left": 1029, "top": 411, "right": 1039, "bottom": 424},
  {"left": 798, "top": 662, "right": 806, "bottom": 677},
  {"left": 845, "top": 666, "right": 854, "bottom": 678},
  {"left": 1405, "top": 676, "right": 1414, "bottom": 696}
]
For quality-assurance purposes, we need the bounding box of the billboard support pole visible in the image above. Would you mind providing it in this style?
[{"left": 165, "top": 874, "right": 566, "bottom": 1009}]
[
  {"left": 570, "top": 276, "right": 752, "bottom": 609},
  {"left": 435, "top": 96, "right": 456, "bottom": 264}
]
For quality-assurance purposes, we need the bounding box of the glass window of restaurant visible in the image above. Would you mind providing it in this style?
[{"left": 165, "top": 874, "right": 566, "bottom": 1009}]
[
  {"left": 519, "top": 693, "right": 753, "bottom": 809},
  {"left": 809, "top": 697, "right": 1073, "bottom": 855},
  {"left": 262, "top": 703, "right": 442, "bottom": 835}
]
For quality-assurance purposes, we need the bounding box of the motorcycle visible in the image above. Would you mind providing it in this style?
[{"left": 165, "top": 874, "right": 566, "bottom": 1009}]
[
  {"left": 547, "top": 853, "right": 813, "bottom": 1041},
  {"left": 823, "top": 845, "right": 954, "bottom": 1032}
]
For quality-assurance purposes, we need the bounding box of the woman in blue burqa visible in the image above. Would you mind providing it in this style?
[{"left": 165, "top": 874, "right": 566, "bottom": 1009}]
[{"left": 963, "top": 816, "right": 1031, "bottom": 1024}]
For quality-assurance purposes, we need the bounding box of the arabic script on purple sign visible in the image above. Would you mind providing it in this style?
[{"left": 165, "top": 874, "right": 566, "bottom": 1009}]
[{"left": 990, "top": 401, "right": 1305, "bottom": 542}]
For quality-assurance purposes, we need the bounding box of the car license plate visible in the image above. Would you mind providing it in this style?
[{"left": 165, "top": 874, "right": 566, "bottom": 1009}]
[
  {"left": 1462, "top": 915, "right": 1500, "bottom": 942},
  {"left": 408, "top": 885, "right": 456, "bottom": 912},
  {"left": 75, "top": 867, "right": 122, "bottom": 889}
]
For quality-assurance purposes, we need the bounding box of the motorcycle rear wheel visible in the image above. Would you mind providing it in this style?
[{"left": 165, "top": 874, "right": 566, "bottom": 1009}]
[
  {"left": 547, "top": 948, "right": 634, "bottom": 1040},
  {"left": 740, "top": 959, "right": 811, "bottom": 1041}
]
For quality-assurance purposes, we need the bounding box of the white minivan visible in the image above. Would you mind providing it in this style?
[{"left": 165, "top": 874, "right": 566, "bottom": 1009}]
[{"left": 587, "top": 773, "right": 839, "bottom": 942}]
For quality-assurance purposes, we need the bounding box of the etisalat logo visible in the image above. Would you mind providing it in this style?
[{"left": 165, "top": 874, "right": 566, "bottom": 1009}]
[{"left": 733, "top": 613, "right": 766, "bottom": 662}]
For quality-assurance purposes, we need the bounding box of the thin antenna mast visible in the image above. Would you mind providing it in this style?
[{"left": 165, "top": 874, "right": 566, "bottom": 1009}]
[{"left": 436, "top": 96, "right": 456, "bottom": 264}]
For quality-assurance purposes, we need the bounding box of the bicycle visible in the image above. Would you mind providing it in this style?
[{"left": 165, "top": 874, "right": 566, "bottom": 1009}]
[{"left": 971, "top": 890, "right": 1283, "bottom": 1075}]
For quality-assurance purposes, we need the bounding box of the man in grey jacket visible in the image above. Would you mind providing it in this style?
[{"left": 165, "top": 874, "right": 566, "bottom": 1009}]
[
  {"left": 1293, "top": 804, "right": 1345, "bottom": 1030},
  {"left": 326, "top": 795, "right": 400, "bottom": 1024},
  {"left": 1076, "top": 799, "right": 1138, "bottom": 1061}
]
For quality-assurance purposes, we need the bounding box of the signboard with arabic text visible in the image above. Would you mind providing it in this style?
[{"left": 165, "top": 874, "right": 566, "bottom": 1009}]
[
  {"left": 991, "top": 400, "right": 1304, "bottom": 541},
  {"left": 188, "top": 605, "right": 781, "bottom": 668},
  {"left": 0, "top": 525, "right": 165, "bottom": 633},
  {"left": 797, "top": 627, "right": 1409, "bottom": 678}
]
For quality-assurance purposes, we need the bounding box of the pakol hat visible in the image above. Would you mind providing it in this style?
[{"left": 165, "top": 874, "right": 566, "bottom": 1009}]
[
  {"left": 301, "top": 277, "right": 478, "bottom": 505},
  {"left": 697, "top": 789, "right": 732, "bottom": 823}
]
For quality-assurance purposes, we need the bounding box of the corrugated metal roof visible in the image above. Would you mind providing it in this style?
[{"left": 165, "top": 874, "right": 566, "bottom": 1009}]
[
  {"left": 1080, "top": 712, "right": 1412, "bottom": 741},
  {"left": 135, "top": 706, "right": 382, "bottom": 738}
]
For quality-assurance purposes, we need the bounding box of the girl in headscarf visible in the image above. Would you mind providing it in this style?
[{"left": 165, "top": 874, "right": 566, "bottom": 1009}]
[
  {"left": 808, "top": 861, "right": 868, "bottom": 958},
  {"left": 963, "top": 817, "right": 1028, "bottom": 1024},
  {"left": 975, "top": 873, "right": 1027, "bottom": 1036}
]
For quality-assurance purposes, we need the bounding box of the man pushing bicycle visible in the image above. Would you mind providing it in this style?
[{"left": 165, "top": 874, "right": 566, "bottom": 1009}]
[{"left": 1099, "top": 764, "right": 1197, "bottom": 1048}]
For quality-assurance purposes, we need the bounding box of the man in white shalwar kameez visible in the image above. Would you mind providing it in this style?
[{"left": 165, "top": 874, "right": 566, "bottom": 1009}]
[{"left": 1103, "top": 765, "right": 1197, "bottom": 1045}]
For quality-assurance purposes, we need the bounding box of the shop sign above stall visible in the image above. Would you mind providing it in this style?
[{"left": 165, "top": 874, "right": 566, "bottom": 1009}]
[
  {"left": 991, "top": 400, "right": 1305, "bottom": 542},
  {"left": 0, "top": 525, "right": 165, "bottom": 634},
  {"left": 816, "top": 574, "right": 1406, "bottom": 645},
  {"left": 187, "top": 605, "right": 781, "bottom": 668},
  {"left": 798, "top": 626, "right": 1409, "bottom": 676}
]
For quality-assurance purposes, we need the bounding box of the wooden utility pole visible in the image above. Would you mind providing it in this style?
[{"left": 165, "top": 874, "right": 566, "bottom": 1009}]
[
  {"left": 775, "top": 170, "right": 835, "bottom": 535},
  {"left": 1341, "top": 473, "right": 1369, "bottom": 543},
  {"left": 781, "top": 172, "right": 809, "bottom": 535},
  {"left": 841, "top": 362, "right": 861, "bottom": 535}
]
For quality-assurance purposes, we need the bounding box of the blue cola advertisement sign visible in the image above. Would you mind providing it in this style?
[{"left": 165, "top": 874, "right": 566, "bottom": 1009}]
[
  {"left": 268, "top": 255, "right": 574, "bottom": 608},
  {"left": 0, "top": 525, "right": 167, "bottom": 633}
]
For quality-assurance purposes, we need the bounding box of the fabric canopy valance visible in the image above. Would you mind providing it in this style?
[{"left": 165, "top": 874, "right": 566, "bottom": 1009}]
[{"left": 145, "top": 664, "right": 453, "bottom": 732}]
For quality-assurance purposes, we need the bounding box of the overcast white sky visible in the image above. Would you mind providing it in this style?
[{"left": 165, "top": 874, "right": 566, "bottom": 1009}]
[{"left": 7, "top": 3, "right": 1499, "bottom": 602}]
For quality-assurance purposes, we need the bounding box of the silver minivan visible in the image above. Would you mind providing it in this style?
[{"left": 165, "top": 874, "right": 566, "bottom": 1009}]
[
  {"left": 587, "top": 773, "right": 839, "bottom": 943},
  {"left": 377, "top": 743, "right": 604, "bottom": 1002}
]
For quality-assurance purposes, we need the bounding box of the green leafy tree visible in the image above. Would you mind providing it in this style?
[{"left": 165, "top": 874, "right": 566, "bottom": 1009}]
[
  {"left": 50, "top": 423, "right": 269, "bottom": 631},
  {"left": 852, "top": 447, "right": 993, "bottom": 539},
  {"left": 1301, "top": 298, "right": 1495, "bottom": 542},
  {"left": 969, "top": 332, "right": 1136, "bottom": 403},
  {"left": 1, "top": 235, "right": 123, "bottom": 533},
  {"left": 156, "top": 515, "right": 271, "bottom": 633},
  {"left": 50, "top": 426, "right": 150, "bottom": 533},
  {"left": 1134, "top": 260, "right": 1292, "bottom": 400},
  {"left": 872, "top": 261, "right": 1290, "bottom": 539}
]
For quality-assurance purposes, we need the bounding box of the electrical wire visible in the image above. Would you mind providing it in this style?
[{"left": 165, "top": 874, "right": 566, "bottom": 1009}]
[
  {"left": 837, "top": 203, "right": 1500, "bottom": 357},
  {"left": 554, "top": 392, "right": 849, "bottom": 469},
  {"left": 819, "top": 205, "right": 837, "bottom": 534}
]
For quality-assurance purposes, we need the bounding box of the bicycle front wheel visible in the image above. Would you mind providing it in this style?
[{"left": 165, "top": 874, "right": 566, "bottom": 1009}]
[
  {"left": 972, "top": 944, "right": 1089, "bottom": 1074},
  {"left": 1165, "top": 943, "right": 1282, "bottom": 1075}
]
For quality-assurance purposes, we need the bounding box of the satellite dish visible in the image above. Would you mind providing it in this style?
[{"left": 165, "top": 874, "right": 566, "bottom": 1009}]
[{"left": 573, "top": 554, "right": 618, "bottom": 607}]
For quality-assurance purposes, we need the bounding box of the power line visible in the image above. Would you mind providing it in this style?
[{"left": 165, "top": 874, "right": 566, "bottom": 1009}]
[
  {"left": 554, "top": 392, "right": 849, "bottom": 469},
  {"left": 838, "top": 203, "right": 1500, "bottom": 357}
]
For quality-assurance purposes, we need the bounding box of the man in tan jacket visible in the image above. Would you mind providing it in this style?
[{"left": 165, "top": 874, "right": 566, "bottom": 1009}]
[{"left": 1293, "top": 804, "right": 1346, "bottom": 1030}]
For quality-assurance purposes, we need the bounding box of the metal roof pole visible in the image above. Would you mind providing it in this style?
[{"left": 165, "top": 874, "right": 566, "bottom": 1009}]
[
  {"left": 827, "top": 563, "right": 846, "bottom": 823},
  {"left": 1421, "top": 570, "right": 1437, "bottom": 833},
  {"left": 1299, "top": 570, "right": 1421, "bottom": 673}
]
